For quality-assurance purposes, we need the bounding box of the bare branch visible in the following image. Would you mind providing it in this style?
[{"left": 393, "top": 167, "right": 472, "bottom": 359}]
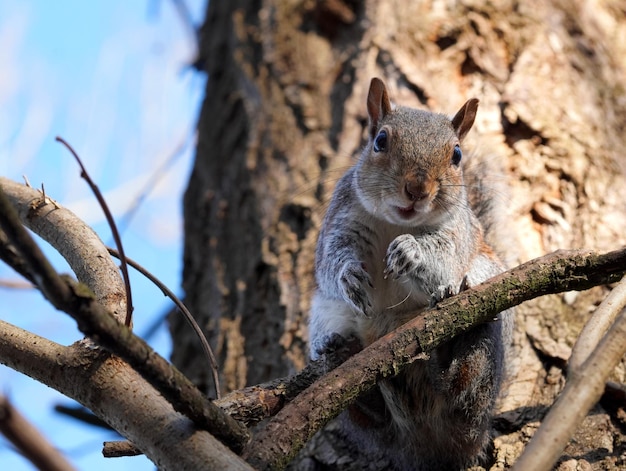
[
  {"left": 53, "top": 404, "right": 110, "bottom": 430},
  {"left": 243, "top": 247, "right": 626, "bottom": 470},
  {"left": 0, "top": 394, "right": 77, "bottom": 471},
  {"left": 71, "top": 293, "right": 251, "bottom": 453},
  {"left": 107, "top": 246, "right": 221, "bottom": 399},
  {"left": 169, "top": 0, "right": 200, "bottom": 54},
  {"left": 568, "top": 275, "right": 626, "bottom": 373},
  {"left": 0, "top": 320, "right": 253, "bottom": 470},
  {"left": 55, "top": 137, "right": 134, "bottom": 326},
  {"left": 102, "top": 440, "right": 142, "bottom": 458},
  {"left": 116, "top": 130, "right": 196, "bottom": 235},
  {"left": 99, "top": 359, "right": 326, "bottom": 460},
  {"left": 512, "top": 277, "right": 626, "bottom": 471},
  {"left": 0, "top": 177, "right": 126, "bottom": 322},
  {"left": 0, "top": 181, "right": 249, "bottom": 452},
  {"left": 215, "top": 360, "right": 325, "bottom": 426}
]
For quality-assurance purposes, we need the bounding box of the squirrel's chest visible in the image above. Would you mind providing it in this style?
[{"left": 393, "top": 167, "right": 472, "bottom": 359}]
[{"left": 362, "top": 227, "right": 430, "bottom": 320}]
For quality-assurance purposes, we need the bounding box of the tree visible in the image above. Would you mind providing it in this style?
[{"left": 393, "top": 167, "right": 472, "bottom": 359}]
[
  {"left": 2, "top": 0, "right": 626, "bottom": 470},
  {"left": 173, "top": 0, "right": 626, "bottom": 468}
]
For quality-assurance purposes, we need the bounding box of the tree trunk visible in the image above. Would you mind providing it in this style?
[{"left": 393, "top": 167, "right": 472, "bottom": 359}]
[{"left": 172, "top": 0, "right": 626, "bottom": 468}]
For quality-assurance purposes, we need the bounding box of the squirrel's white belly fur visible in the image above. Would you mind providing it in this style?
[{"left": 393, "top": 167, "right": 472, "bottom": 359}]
[{"left": 310, "top": 221, "right": 430, "bottom": 360}]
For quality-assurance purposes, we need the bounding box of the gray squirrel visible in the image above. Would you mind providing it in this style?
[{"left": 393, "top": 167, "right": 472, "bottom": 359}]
[{"left": 308, "top": 77, "right": 514, "bottom": 470}]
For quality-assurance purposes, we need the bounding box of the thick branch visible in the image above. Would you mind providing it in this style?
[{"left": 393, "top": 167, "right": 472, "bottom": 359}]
[
  {"left": 107, "top": 359, "right": 326, "bottom": 459},
  {"left": 69, "top": 282, "right": 250, "bottom": 452},
  {"left": 243, "top": 248, "right": 626, "bottom": 470},
  {"left": 0, "top": 320, "right": 253, "bottom": 470},
  {"left": 0, "top": 181, "right": 249, "bottom": 452},
  {"left": 0, "top": 177, "right": 126, "bottom": 322}
]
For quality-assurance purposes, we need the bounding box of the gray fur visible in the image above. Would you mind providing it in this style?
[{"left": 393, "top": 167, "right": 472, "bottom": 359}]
[{"left": 309, "top": 78, "right": 513, "bottom": 470}]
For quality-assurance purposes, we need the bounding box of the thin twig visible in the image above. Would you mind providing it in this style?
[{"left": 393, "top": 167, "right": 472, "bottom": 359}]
[
  {"left": 55, "top": 137, "right": 134, "bottom": 326},
  {"left": 102, "top": 440, "right": 142, "bottom": 458},
  {"left": 54, "top": 404, "right": 111, "bottom": 430},
  {"left": 0, "top": 278, "right": 34, "bottom": 289},
  {"left": 107, "top": 246, "right": 221, "bottom": 399},
  {"left": 169, "top": 0, "right": 200, "bottom": 53}
]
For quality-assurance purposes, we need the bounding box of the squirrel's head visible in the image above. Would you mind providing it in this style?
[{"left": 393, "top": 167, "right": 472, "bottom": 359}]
[{"left": 355, "top": 77, "right": 478, "bottom": 227}]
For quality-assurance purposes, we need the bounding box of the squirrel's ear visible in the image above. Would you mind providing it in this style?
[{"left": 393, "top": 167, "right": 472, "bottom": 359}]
[
  {"left": 451, "top": 98, "right": 479, "bottom": 141},
  {"left": 367, "top": 78, "right": 392, "bottom": 138}
]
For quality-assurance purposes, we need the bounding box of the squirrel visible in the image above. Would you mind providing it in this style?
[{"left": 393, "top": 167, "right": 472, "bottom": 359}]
[{"left": 308, "top": 77, "right": 514, "bottom": 470}]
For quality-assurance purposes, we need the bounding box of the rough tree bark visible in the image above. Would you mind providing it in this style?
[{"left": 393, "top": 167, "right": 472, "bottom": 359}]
[{"left": 172, "top": 0, "right": 626, "bottom": 468}]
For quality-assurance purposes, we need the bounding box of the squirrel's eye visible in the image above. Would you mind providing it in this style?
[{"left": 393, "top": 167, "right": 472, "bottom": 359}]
[
  {"left": 451, "top": 145, "right": 462, "bottom": 166},
  {"left": 373, "top": 130, "right": 387, "bottom": 153}
]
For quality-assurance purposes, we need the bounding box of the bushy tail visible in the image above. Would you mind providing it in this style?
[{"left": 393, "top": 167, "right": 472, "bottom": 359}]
[{"left": 463, "top": 146, "right": 517, "bottom": 385}]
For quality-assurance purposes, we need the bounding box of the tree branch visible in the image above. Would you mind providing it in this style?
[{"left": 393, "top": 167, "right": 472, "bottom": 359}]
[
  {"left": 55, "top": 137, "right": 134, "bottom": 326},
  {"left": 512, "top": 275, "right": 626, "bottom": 470},
  {"left": 103, "top": 359, "right": 326, "bottom": 459},
  {"left": 243, "top": 247, "right": 626, "bottom": 470},
  {"left": 102, "top": 440, "right": 142, "bottom": 458},
  {"left": 0, "top": 394, "right": 77, "bottom": 471},
  {"left": 0, "top": 320, "right": 253, "bottom": 470},
  {"left": 0, "top": 177, "right": 127, "bottom": 323},
  {"left": 214, "top": 360, "right": 325, "bottom": 426},
  {"left": 0, "top": 180, "right": 249, "bottom": 453},
  {"left": 568, "top": 275, "right": 626, "bottom": 373}
]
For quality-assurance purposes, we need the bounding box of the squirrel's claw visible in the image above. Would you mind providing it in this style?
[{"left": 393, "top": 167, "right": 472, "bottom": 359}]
[
  {"left": 429, "top": 276, "right": 470, "bottom": 307},
  {"left": 385, "top": 234, "right": 422, "bottom": 279},
  {"left": 339, "top": 262, "right": 374, "bottom": 317}
]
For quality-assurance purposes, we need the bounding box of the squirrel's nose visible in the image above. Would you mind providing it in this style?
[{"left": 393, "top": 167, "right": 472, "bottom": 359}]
[{"left": 405, "top": 181, "right": 428, "bottom": 201}]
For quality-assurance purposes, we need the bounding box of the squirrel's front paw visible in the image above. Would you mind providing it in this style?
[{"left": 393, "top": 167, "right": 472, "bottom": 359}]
[
  {"left": 384, "top": 234, "right": 422, "bottom": 279},
  {"left": 429, "top": 276, "right": 469, "bottom": 307},
  {"left": 339, "top": 262, "right": 373, "bottom": 316},
  {"left": 430, "top": 284, "right": 457, "bottom": 308},
  {"left": 315, "top": 333, "right": 363, "bottom": 370}
]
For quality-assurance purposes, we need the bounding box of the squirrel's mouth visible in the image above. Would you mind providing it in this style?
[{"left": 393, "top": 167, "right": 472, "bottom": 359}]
[{"left": 396, "top": 204, "right": 416, "bottom": 219}]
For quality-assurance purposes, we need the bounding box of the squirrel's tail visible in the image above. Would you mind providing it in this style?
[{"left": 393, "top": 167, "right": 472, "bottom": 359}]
[
  {"left": 463, "top": 147, "right": 516, "bottom": 268},
  {"left": 464, "top": 145, "right": 518, "bottom": 387}
]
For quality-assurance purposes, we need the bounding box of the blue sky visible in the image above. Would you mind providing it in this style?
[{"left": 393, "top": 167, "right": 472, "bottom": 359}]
[{"left": 0, "top": 1, "right": 207, "bottom": 469}]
